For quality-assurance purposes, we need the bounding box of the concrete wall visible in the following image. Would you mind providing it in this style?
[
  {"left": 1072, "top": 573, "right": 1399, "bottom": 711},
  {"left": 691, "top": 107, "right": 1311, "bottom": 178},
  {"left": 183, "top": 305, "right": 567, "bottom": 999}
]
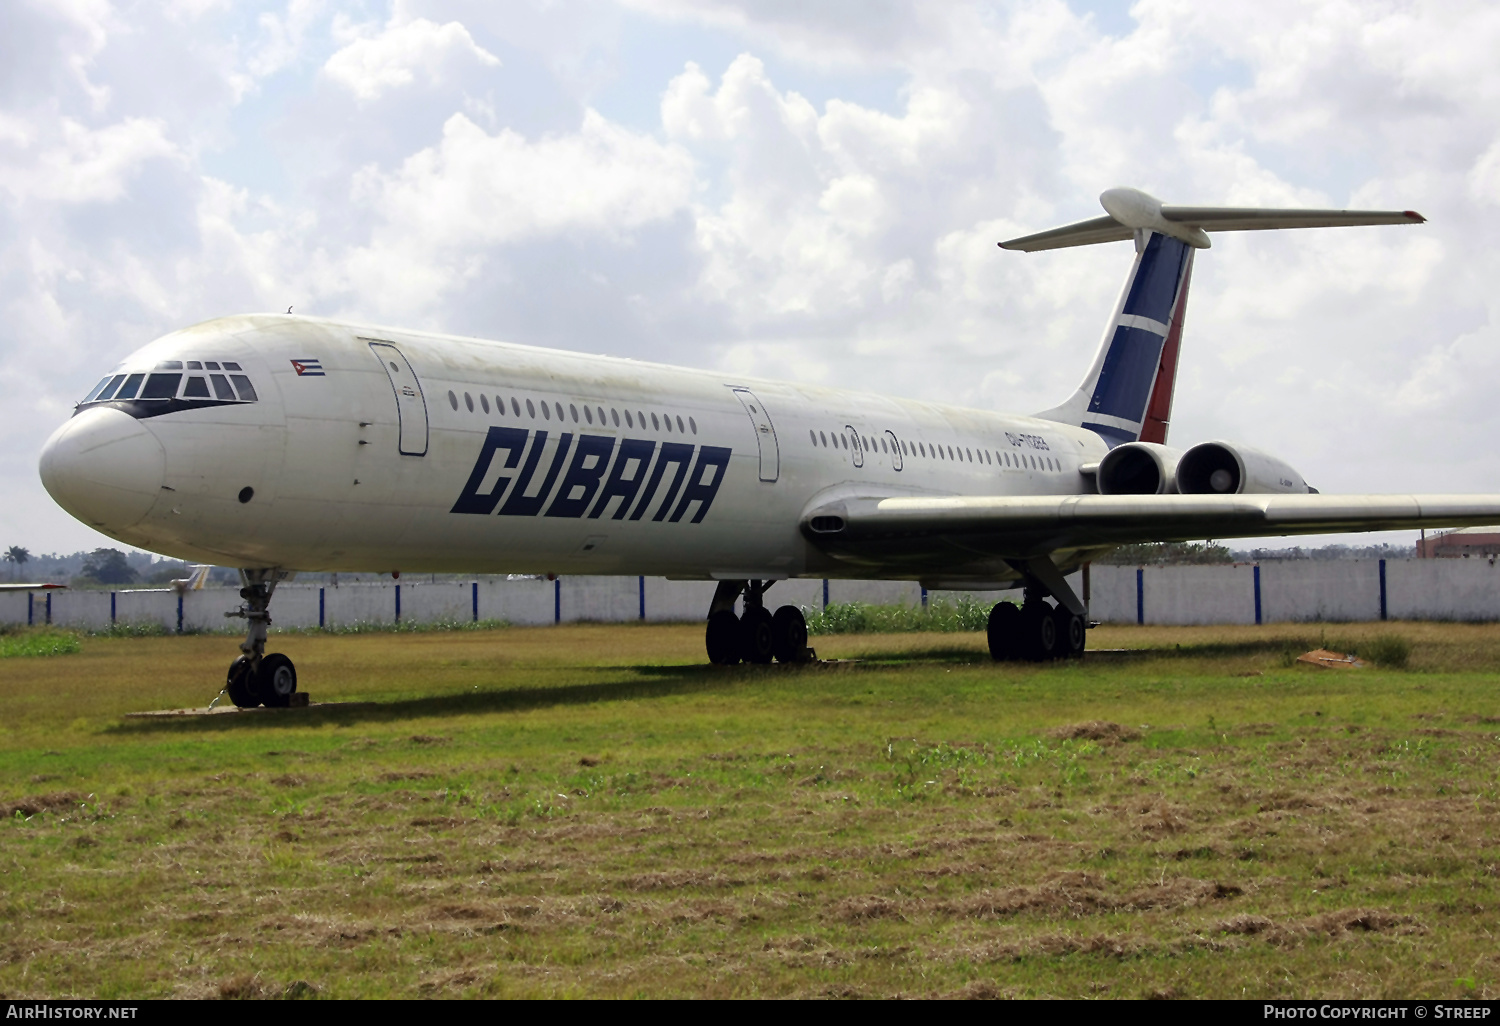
[{"left": 7, "top": 559, "right": 1500, "bottom": 631}]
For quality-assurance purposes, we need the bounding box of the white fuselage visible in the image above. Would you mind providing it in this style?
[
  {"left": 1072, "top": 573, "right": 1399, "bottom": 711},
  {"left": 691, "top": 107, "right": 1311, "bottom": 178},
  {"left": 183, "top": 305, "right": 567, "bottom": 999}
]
[{"left": 41, "top": 314, "right": 1109, "bottom": 583}]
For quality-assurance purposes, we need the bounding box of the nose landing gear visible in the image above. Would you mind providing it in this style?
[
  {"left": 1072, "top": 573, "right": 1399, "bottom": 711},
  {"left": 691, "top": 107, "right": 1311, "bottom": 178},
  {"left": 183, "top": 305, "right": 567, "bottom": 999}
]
[
  {"left": 223, "top": 569, "right": 298, "bottom": 708},
  {"left": 704, "top": 579, "right": 813, "bottom": 666}
]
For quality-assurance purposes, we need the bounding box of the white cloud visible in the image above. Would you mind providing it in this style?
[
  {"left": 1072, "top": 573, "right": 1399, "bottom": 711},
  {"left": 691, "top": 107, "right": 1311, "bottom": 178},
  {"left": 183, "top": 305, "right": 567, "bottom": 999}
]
[
  {"left": 0, "top": 117, "right": 177, "bottom": 204},
  {"left": 323, "top": 16, "right": 500, "bottom": 102}
]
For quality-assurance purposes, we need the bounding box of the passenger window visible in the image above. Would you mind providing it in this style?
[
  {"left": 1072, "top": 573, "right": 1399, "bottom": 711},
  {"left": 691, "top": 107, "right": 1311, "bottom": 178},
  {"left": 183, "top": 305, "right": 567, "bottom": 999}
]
[
  {"left": 494, "top": 396, "right": 503, "bottom": 415},
  {"left": 211, "top": 374, "right": 235, "bottom": 400},
  {"left": 465, "top": 393, "right": 474, "bottom": 412},
  {"left": 584, "top": 406, "right": 593, "bottom": 424},
  {"left": 570, "top": 404, "right": 579, "bottom": 422},
  {"left": 612, "top": 408, "right": 621, "bottom": 427},
  {"left": 526, "top": 399, "right": 536, "bottom": 418},
  {"left": 597, "top": 406, "right": 605, "bottom": 424},
  {"left": 637, "top": 410, "right": 646, "bottom": 427},
  {"left": 809, "top": 430, "right": 816, "bottom": 444},
  {"left": 664, "top": 415, "right": 673, "bottom": 433},
  {"left": 624, "top": 410, "right": 633, "bottom": 428},
  {"left": 448, "top": 391, "right": 458, "bottom": 410},
  {"left": 183, "top": 376, "right": 210, "bottom": 398},
  {"left": 554, "top": 402, "right": 564, "bottom": 420},
  {"left": 689, "top": 417, "right": 697, "bottom": 434},
  {"left": 481, "top": 394, "right": 490, "bottom": 414},
  {"left": 881, "top": 438, "right": 888, "bottom": 453},
  {"left": 819, "top": 431, "right": 827, "bottom": 446},
  {"left": 651, "top": 413, "right": 660, "bottom": 430},
  {"left": 676, "top": 415, "right": 685, "bottom": 433},
  {"left": 840, "top": 435, "right": 847, "bottom": 450},
  {"left": 542, "top": 402, "right": 551, "bottom": 420},
  {"left": 229, "top": 375, "right": 257, "bottom": 402},
  {"left": 141, "top": 373, "right": 182, "bottom": 399}
]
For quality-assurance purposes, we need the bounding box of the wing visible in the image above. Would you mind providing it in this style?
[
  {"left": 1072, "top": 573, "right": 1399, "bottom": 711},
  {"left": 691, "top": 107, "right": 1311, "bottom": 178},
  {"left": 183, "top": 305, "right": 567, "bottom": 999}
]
[
  {"left": 0, "top": 583, "right": 66, "bottom": 592},
  {"left": 802, "top": 493, "right": 1500, "bottom": 565}
]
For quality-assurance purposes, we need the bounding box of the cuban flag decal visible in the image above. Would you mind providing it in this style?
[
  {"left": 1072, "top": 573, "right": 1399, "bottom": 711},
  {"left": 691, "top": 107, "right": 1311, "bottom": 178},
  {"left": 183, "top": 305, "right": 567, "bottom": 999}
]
[{"left": 290, "top": 359, "right": 325, "bottom": 376}]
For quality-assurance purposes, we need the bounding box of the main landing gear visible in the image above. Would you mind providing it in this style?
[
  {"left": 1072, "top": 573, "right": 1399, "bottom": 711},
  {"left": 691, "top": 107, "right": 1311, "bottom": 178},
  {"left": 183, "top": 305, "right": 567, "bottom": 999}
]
[
  {"left": 705, "top": 580, "right": 812, "bottom": 665},
  {"left": 223, "top": 569, "right": 299, "bottom": 708},
  {"left": 984, "top": 558, "right": 1089, "bottom": 663}
]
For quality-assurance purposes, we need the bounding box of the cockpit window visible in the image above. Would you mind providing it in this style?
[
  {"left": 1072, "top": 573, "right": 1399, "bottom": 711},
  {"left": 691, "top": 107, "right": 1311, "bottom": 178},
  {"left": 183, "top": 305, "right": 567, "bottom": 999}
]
[
  {"left": 141, "top": 373, "right": 182, "bottom": 399},
  {"left": 229, "top": 375, "right": 257, "bottom": 402},
  {"left": 79, "top": 361, "right": 258, "bottom": 412}
]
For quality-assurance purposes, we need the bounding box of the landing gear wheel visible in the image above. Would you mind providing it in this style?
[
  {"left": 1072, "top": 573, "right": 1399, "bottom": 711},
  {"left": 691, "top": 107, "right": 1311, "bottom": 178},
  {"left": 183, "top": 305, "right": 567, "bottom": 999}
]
[
  {"left": 706, "top": 610, "right": 742, "bottom": 665},
  {"left": 1025, "top": 602, "right": 1059, "bottom": 661},
  {"left": 1057, "top": 607, "right": 1086, "bottom": 658},
  {"left": 741, "top": 606, "right": 776, "bottom": 664},
  {"left": 986, "top": 602, "right": 1021, "bottom": 661},
  {"left": 226, "top": 656, "right": 260, "bottom": 708},
  {"left": 256, "top": 653, "right": 298, "bottom": 708},
  {"left": 771, "top": 605, "right": 809, "bottom": 663}
]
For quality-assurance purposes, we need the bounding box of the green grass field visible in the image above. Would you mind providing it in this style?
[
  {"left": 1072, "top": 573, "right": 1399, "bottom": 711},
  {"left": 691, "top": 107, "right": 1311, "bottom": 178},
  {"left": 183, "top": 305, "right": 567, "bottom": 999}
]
[{"left": 1, "top": 621, "right": 1498, "bottom": 999}]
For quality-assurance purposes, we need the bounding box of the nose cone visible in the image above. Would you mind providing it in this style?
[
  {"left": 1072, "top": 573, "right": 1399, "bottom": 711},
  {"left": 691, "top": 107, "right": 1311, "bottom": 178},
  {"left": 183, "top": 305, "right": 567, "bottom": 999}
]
[{"left": 40, "top": 408, "right": 166, "bottom": 531}]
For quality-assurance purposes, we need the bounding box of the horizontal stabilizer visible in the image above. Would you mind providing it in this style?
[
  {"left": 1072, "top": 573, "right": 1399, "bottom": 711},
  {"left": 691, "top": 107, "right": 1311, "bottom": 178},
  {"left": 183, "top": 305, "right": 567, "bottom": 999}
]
[{"left": 1001, "top": 188, "right": 1425, "bottom": 252}]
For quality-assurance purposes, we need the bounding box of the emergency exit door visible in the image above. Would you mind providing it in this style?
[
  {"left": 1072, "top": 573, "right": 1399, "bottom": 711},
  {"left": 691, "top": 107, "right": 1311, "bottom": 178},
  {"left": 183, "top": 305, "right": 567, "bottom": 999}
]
[
  {"left": 367, "top": 341, "right": 429, "bottom": 456},
  {"left": 731, "top": 387, "right": 779, "bottom": 482}
]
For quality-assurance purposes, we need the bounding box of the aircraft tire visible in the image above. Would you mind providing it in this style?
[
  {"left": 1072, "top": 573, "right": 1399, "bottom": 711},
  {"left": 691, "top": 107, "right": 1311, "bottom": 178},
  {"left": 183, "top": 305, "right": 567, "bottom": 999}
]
[
  {"left": 257, "top": 653, "right": 298, "bottom": 708},
  {"left": 1057, "top": 608, "right": 1086, "bottom": 658},
  {"left": 706, "top": 610, "right": 741, "bottom": 665},
  {"left": 226, "top": 656, "right": 260, "bottom": 708},
  {"left": 986, "top": 602, "right": 1021, "bottom": 661},
  {"left": 1027, "top": 602, "right": 1059, "bottom": 661},
  {"left": 741, "top": 606, "right": 776, "bottom": 664},
  {"left": 770, "top": 605, "right": 809, "bottom": 663}
]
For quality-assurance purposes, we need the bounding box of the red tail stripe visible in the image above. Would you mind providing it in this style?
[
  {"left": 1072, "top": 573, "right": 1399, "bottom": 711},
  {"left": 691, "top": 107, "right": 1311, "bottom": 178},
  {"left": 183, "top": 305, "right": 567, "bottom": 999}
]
[{"left": 1137, "top": 253, "right": 1194, "bottom": 445}]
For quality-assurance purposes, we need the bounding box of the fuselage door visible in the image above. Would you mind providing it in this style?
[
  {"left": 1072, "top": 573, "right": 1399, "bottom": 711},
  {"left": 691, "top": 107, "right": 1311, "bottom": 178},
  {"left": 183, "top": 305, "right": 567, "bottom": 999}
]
[
  {"left": 367, "top": 341, "right": 429, "bottom": 456},
  {"left": 731, "top": 387, "right": 779, "bottom": 482},
  {"left": 886, "top": 429, "right": 903, "bottom": 472}
]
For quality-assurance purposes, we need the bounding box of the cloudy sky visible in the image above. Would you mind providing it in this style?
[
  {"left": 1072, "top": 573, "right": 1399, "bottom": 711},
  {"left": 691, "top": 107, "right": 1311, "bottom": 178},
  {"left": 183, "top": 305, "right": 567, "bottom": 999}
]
[{"left": 5, "top": 0, "right": 1499, "bottom": 558}]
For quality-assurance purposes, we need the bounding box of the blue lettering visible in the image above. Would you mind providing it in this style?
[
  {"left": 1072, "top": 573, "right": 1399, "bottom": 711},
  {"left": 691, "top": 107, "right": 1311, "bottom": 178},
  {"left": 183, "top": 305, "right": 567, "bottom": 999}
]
[
  {"left": 450, "top": 426, "right": 529, "bottom": 515},
  {"left": 544, "top": 434, "right": 615, "bottom": 518}
]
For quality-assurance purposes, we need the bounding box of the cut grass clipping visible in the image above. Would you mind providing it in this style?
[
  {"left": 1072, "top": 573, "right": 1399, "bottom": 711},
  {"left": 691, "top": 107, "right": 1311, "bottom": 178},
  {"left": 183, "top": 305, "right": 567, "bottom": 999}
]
[{"left": 2, "top": 620, "right": 1497, "bottom": 998}]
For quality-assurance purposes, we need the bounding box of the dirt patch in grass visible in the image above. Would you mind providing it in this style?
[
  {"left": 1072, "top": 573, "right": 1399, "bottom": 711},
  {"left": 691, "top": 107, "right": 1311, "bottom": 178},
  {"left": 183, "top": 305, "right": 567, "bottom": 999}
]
[
  {"left": 1050, "top": 721, "right": 1141, "bottom": 744},
  {"left": 2, "top": 791, "right": 85, "bottom": 817}
]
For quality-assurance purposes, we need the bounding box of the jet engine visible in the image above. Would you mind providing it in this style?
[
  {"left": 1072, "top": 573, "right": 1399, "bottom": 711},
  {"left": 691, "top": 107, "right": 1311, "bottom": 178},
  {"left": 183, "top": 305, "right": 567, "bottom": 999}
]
[
  {"left": 1175, "top": 440, "right": 1311, "bottom": 494},
  {"left": 1096, "top": 442, "right": 1184, "bottom": 495}
]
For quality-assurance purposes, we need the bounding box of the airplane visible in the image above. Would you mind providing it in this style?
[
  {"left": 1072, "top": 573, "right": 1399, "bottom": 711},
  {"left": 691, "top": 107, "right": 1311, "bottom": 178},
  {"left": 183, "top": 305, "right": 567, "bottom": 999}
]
[{"left": 37, "top": 187, "right": 1500, "bottom": 709}]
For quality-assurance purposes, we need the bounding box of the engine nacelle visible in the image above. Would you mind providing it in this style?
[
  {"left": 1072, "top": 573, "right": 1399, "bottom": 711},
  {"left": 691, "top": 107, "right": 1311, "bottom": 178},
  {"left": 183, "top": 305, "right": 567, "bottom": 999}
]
[
  {"left": 1097, "top": 442, "right": 1184, "bottom": 495},
  {"left": 1175, "top": 440, "right": 1310, "bottom": 494}
]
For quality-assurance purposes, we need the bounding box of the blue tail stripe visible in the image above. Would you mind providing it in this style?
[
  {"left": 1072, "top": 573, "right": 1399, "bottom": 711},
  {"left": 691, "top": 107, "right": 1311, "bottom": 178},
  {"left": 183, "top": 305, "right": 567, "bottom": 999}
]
[
  {"left": 1122, "top": 234, "right": 1191, "bottom": 322},
  {"left": 1087, "top": 325, "right": 1167, "bottom": 420},
  {"left": 1082, "top": 421, "right": 1138, "bottom": 447}
]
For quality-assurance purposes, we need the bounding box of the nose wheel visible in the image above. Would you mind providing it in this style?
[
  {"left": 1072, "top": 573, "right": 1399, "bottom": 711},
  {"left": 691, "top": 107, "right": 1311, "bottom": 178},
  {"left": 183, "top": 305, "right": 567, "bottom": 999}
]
[{"left": 223, "top": 570, "right": 298, "bottom": 708}]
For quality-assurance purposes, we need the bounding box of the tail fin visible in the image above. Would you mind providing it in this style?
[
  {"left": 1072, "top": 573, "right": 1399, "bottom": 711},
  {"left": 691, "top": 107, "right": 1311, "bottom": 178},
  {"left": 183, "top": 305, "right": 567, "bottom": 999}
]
[{"left": 1009, "top": 187, "right": 1424, "bottom": 448}]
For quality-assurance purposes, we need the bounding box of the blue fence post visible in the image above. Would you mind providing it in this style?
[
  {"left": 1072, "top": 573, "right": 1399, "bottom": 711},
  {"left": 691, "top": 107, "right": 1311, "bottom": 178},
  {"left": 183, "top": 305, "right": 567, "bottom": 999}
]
[
  {"left": 395, "top": 583, "right": 401, "bottom": 624},
  {"left": 319, "top": 587, "right": 326, "bottom": 629},
  {"left": 110, "top": 591, "right": 116, "bottom": 625},
  {"left": 921, "top": 586, "right": 928, "bottom": 610},
  {"left": 1379, "top": 558, "right": 1388, "bottom": 621},
  {"left": 46, "top": 592, "right": 52, "bottom": 626},
  {"left": 28, "top": 592, "right": 33, "bottom": 627},
  {"left": 823, "top": 579, "right": 829, "bottom": 609},
  {"left": 472, "top": 581, "right": 479, "bottom": 623},
  {"left": 1136, "top": 568, "right": 1145, "bottom": 625},
  {"left": 554, "top": 577, "right": 561, "bottom": 624},
  {"left": 638, "top": 576, "right": 646, "bottom": 620},
  {"left": 1253, "top": 565, "right": 1263, "bottom": 626},
  {"left": 176, "top": 593, "right": 183, "bottom": 634}
]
